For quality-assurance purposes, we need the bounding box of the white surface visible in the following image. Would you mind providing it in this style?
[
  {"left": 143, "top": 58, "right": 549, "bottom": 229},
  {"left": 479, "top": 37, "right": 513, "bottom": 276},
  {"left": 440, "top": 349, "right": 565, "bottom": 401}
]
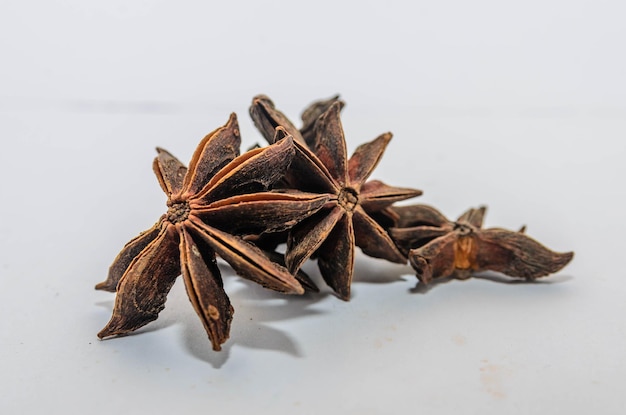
[{"left": 1, "top": 1, "right": 624, "bottom": 414}]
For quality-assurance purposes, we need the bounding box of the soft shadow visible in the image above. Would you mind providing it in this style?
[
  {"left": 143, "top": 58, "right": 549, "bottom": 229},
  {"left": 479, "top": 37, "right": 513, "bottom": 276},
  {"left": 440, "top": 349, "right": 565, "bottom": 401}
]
[
  {"left": 93, "top": 270, "right": 332, "bottom": 368},
  {"left": 181, "top": 320, "right": 232, "bottom": 368},
  {"left": 351, "top": 258, "right": 412, "bottom": 285},
  {"left": 180, "top": 266, "right": 332, "bottom": 367},
  {"left": 181, "top": 309, "right": 310, "bottom": 368},
  {"left": 408, "top": 271, "right": 573, "bottom": 294},
  {"left": 472, "top": 271, "right": 574, "bottom": 285},
  {"left": 409, "top": 275, "right": 455, "bottom": 294}
]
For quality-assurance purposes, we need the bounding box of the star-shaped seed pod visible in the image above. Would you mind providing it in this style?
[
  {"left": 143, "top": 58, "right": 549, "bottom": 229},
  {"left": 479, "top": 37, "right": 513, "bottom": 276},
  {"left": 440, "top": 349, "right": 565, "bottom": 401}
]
[
  {"left": 96, "top": 114, "right": 328, "bottom": 350},
  {"left": 389, "top": 205, "right": 574, "bottom": 285},
  {"left": 250, "top": 97, "right": 422, "bottom": 300},
  {"left": 250, "top": 94, "right": 343, "bottom": 149}
]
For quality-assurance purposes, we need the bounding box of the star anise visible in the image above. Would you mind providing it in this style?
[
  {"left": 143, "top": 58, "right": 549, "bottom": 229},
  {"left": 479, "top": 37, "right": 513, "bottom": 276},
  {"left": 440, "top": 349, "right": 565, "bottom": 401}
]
[
  {"left": 250, "top": 94, "right": 343, "bottom": 149},
  {"left": 250, "top": 96, "right": 423, "bottom": 300},
  {"left": 95, "top": 114, "right": 329, "bottom": 350},
  {"left": 389, "top": 204, "right": 574, "bottom": 285}
]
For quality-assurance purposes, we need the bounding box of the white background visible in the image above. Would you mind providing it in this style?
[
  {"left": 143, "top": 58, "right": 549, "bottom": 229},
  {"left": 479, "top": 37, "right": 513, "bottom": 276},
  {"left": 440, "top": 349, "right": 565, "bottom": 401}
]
[{"left": 1, "top": 1, "right": 624, "bottom": 413}]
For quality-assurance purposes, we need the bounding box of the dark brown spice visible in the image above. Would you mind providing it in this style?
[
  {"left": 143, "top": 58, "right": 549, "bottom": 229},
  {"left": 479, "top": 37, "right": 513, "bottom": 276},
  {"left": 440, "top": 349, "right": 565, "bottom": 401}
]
[
  {"left": 95, "top": 94, "right": 576, "bottom": 354},
  {"left": 250, "top": 94, "right": 343, "bottom": 149},
  {"left": 96, "top": 114, "right": 328, "bottom": 350},
  {"left": 250, "top": 96, "right": 423, "bottom": 300},
  {"left": 389, "top": 204, "right": 574, "bottom": 285}
]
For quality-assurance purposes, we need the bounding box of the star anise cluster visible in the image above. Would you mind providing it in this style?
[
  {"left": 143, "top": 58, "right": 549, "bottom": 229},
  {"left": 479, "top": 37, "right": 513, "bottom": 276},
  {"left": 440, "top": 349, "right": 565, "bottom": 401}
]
[{"left": 96, "top": 95, "right": 574, "bottom": 351}]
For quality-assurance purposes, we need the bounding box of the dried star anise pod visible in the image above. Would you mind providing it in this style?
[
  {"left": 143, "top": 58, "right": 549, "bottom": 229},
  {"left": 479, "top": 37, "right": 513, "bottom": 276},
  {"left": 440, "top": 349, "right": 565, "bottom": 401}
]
[
  {"left": 250, "top": 94, "right": 343, "bottom": 149},
  {"left": 250, "top": 96, "right": 423, "bottom": 300},
  {"left": 389, "top": 204, "right": 574, "bottom": 285},
  {"left": 96, "top": 114, "right": 329, "bottom": 350}
]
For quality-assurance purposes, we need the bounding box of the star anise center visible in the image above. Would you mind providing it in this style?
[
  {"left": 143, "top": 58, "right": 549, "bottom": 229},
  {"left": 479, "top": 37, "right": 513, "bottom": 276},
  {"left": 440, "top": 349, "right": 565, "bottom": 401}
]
[
  {"left": 166, "top": 201, "right": 191, "bottom": 224},
  {"left": 453, "top": 222, "right": 473, "bottom": 235},
  {"left": 338, "top": 187, "right": 359, "bottom": 212}
]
